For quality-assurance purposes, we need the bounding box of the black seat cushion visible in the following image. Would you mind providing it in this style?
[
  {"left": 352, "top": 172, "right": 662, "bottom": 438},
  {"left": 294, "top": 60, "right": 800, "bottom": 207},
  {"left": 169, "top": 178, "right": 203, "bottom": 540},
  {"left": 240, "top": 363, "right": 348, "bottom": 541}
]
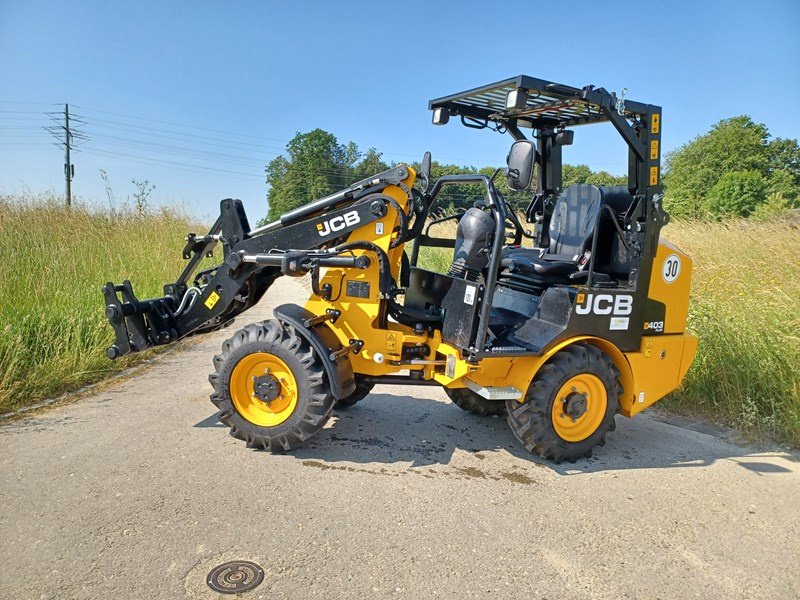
[{"left": 500, "top": 248, "right": 575, "bottom": 276}]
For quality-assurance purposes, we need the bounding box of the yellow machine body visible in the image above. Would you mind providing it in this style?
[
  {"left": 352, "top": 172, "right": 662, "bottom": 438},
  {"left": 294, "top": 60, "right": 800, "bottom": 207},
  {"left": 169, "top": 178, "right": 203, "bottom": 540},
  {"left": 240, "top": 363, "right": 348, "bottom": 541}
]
[{"left": 304, "top": 168, "right": 697, "bottom": 420}]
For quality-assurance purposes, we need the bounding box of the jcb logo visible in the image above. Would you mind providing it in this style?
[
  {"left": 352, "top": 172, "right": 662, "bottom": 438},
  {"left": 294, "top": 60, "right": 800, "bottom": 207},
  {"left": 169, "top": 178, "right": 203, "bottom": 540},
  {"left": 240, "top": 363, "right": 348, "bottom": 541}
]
[
  {"left": 316, "top": 210, "right": 360, "bottom": 236},
  {"left": 575, "top": 293, "right": 633, "bottom": 316}
]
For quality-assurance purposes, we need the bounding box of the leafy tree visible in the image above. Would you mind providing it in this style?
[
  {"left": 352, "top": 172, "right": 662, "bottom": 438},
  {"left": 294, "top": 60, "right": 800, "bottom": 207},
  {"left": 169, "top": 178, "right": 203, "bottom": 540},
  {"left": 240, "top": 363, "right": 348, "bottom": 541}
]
[
  {"left": 563, "top": 164, "right": 592, "bottom": 187},
  {"left": 586, "top": 170, "right": 627, "bottom": 187},
  {"left": 707, "top": 170, "right": 768, "bottom": 217},
  {"left": 265, "top": 129, "right": 360, "bottom": 221},
  {"left": 563, "top": 164, "right": 626, "bottom": 188},
  {"left": 768, "top": 138, "right": 800, "bottom": 186},
  {"left": 352, "top": 148, "right": 389, "bottom": 182},
  {"left": 767, "top": 168, "right": 799, "bottom": 206},
  {"left": 421, "top": 162, "right": 532, "bottom": 214},
  {"left": 426, "top": 161, "right": 480, "bottom": 213},
  {"left": 663, "top": 116, "right": 770, "bottom": 218},
  {"left": 264, "top": 133, "right": 399, "bottom": 223},
  {"left": 264, "top": 129, "right": 628, "bottom": 222}
]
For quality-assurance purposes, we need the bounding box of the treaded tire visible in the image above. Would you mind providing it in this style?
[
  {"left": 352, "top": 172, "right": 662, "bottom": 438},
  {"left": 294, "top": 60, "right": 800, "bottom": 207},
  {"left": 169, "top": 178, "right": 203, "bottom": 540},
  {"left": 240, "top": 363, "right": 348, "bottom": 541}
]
[
  {"left": 334, "top": 378, "right": 374, "bottom": 409},
  {"left": 445, "top": 387, "right": 507, "bottom": 417},
  {"left": 506, "top": 343, "right": 621, "bottom": 463},
  {"left": 209, "top": 320, "right": 334, "bottom": 452}
]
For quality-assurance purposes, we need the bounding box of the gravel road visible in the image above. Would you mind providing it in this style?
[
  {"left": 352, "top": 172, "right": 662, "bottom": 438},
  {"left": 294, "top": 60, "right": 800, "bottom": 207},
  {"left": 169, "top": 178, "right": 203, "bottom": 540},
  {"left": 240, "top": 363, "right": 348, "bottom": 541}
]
[{"left": 1, "top": 278, "right": 798, "bottom": 599}]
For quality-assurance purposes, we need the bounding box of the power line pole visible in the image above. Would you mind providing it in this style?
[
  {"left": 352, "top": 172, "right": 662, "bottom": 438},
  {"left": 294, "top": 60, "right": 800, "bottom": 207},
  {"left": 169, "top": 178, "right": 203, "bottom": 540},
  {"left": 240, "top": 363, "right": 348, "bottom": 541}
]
[
  {"left": 64, "top": 104, "right": 73, "bottom": 206},
  {"left": 46, "top": 104, "right": 87, "bottom": 207}
]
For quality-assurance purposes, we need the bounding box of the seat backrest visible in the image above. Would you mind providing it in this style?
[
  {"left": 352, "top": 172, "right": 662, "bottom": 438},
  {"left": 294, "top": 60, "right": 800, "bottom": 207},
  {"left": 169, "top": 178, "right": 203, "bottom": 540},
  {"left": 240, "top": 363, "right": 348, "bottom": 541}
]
[{"left": 548, "top": 184, "right": 632, "bottom": 259}]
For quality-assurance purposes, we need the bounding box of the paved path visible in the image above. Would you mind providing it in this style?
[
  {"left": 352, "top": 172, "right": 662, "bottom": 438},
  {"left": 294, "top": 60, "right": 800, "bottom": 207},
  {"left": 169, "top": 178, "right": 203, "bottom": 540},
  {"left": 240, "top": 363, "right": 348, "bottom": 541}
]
[{"left": 1, "top": 278, "right": 798, "bottom": 599}]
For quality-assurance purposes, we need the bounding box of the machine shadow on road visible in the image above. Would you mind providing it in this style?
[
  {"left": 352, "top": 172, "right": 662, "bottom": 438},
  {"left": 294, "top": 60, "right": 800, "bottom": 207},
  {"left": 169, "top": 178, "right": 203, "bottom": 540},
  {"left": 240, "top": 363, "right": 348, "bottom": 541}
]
[{"left": 195, "top": 392, "right": 797, "bottom": 476}]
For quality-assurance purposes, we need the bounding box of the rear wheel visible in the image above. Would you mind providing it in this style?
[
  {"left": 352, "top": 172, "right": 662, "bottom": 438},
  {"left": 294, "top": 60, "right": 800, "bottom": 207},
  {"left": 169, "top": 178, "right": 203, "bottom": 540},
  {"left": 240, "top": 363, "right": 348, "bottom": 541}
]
[
  {"left": 334, "top": 378, "right": 374, "bottom": 409},
  {"left": 209, "top": 320, "right": 335, "bottom": 451},
  {"left": 506, "top": 344, "right": 621, "bottom": 462},
  {"left": 445, "top": 387, "right": 507, "bottom": 417}
]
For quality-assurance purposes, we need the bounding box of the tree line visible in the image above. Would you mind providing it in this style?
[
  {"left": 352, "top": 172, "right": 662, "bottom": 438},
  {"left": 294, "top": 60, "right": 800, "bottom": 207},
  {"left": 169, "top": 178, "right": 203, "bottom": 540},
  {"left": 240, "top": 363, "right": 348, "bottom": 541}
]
[{"left": 263, "top": 117, "right": 799, "bottom": 222}]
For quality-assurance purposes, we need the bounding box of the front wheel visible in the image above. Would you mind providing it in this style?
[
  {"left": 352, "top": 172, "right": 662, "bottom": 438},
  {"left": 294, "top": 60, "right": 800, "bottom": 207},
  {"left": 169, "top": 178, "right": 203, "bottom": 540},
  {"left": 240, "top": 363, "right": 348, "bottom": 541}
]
[
  {"left": 506, "top": 344, "right": 621, "bottom": 463},
  {"left": 209, "top": 320, "right": 335, "bottom": 451}
]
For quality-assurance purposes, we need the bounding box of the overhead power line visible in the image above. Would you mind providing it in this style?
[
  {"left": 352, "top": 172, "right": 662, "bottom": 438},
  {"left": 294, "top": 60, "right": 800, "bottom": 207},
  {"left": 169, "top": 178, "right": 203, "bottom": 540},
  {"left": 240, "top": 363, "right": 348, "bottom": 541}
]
[
  {"left": 80, "top": 147, "right": 264, "bottom": 179},
  {"left": 76, "top": 104, "right": 284, "bottom": 142},
  {"left": 73, "top": 105, "right": 504, "bottom": 164},
  {"left": 7, "top": 100, "right": 591, "bottom": 201}
]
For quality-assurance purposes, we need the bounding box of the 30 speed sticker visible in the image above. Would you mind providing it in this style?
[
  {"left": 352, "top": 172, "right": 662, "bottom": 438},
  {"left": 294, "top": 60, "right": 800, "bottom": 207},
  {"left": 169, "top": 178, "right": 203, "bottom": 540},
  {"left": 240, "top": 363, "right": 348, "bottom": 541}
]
[{"left": 662, "top": 254, "right": 681, "bottom": 283}]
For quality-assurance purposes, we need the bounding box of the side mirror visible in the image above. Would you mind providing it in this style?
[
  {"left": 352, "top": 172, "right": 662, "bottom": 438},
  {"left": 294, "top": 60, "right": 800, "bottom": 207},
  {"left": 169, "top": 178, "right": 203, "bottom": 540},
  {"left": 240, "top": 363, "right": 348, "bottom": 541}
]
[
  {"left": 432, "top": 107, "right": 449, "bottom": 125},
  {"left": 506, "top": 140, "right": 536, "bottom": 191}
]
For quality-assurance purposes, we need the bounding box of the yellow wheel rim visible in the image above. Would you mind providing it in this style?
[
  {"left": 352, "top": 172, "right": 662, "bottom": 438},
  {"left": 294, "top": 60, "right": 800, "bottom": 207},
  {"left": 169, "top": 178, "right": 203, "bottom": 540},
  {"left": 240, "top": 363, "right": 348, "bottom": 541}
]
[
  {"left": 551, "top": 373, "right": 607, "bottom": 442},
  {"left": 230, "top": 353, "right": 298, "bottom": 427}
]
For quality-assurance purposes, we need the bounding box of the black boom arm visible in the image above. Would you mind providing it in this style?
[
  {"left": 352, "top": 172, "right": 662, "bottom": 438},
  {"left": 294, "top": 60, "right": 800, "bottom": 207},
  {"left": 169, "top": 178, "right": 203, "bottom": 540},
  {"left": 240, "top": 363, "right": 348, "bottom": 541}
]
[{"left": 103, "top": 166, "right": 412, "bottom": 359}]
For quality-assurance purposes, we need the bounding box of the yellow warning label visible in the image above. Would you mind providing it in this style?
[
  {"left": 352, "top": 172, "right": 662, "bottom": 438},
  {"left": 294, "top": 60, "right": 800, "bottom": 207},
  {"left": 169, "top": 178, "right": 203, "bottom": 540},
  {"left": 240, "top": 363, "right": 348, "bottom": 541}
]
[
  {"left": 386, "top": 333, "right": 397, "bottom": 350},
  {"left": 204, "top": 291, "right": 220, "bottom": 310},
  {"left": 649, "top": 166, "right": 659, "bottom": 185},
  {"left": 650, "top": 140, "right": 659, "bottom": 160},
  {"left": 576, "top": 293, "right": 585, "bottom": 304},
  {"left": 386, "top": 332, "right": 397, "bottom": 351},
  {"left": 650, "top": 113, "right": 660, "bottom": 134}
]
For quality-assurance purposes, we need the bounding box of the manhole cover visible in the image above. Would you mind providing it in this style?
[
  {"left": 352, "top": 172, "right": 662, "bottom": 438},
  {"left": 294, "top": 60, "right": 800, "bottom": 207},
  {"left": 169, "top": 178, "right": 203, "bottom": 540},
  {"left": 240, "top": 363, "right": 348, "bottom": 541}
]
[{"left": 206, "top": 560, "right": 264, "bottom": 594}]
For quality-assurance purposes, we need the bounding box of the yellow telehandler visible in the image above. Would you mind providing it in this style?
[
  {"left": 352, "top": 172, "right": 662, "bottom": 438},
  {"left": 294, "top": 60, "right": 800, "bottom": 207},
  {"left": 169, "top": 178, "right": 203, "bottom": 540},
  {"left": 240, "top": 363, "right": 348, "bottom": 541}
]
[{"left": 103, "top": 75, "right": 696, "bottom": 462}]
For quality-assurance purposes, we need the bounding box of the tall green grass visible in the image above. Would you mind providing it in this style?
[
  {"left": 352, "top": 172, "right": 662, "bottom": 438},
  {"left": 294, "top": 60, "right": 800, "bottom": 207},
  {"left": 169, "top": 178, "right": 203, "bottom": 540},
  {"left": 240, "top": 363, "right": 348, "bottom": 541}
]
[
  {"left": 0, "top": 194, "right": 198, "bottom": 413},
  {"left": 418, "top": 218, "right": 800, "bottom": 446},
  {"left": 2, "top": 195, "right": 798, "bottom": 446},
  {"left": 663, "top": 219, "right": 799, "bottom": 446}
]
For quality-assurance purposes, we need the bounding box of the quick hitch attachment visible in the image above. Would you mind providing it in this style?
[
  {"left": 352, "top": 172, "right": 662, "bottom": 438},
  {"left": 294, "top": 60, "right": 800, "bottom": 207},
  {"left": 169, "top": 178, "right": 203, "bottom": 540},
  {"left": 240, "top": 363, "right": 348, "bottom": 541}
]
[{"left": 103, "top": 280, "right": 177, "bottom": 359}]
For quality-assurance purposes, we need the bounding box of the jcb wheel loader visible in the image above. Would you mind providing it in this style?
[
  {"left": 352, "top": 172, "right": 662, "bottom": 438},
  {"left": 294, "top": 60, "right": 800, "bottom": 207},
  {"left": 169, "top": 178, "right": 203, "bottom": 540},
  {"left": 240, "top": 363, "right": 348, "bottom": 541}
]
[{"left": 103, "top": 75, "right": 697, "bottom": 462}]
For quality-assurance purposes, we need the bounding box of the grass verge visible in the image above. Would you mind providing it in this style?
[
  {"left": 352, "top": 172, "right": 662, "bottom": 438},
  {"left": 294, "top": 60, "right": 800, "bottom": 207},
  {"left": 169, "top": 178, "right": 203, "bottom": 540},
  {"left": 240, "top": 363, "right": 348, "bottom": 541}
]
[
  {"left": 661, "top": 219, "right": 799, "bottom": 447},
  {"left": 3, "top": 196, "right": 797, "bottom": 446},
  {"left": 0, "top": 194, "right": 198, "bottom": 413}
]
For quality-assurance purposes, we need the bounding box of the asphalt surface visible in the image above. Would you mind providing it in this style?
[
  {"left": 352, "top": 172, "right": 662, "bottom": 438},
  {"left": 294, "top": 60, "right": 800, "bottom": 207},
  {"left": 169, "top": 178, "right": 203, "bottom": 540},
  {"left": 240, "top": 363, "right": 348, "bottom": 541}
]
[{"left": 1, "top": 278, "right": 798, "bottom": 600}]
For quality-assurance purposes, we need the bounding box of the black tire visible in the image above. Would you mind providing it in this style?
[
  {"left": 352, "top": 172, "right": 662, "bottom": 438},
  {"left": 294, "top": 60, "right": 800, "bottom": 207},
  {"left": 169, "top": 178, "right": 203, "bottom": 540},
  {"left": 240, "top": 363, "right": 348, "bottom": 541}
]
[
  {"left": 506, "top": 344, "right": 621, "bottom": 463},
  {"left": 209, "top": 320, "right": 335, "bottom": 452},
  {"left": 334, "top": 378, "right": 374, "bottom": 409},
  {"left": 445, "top": 387, "right": 507, "bottom": 417}
]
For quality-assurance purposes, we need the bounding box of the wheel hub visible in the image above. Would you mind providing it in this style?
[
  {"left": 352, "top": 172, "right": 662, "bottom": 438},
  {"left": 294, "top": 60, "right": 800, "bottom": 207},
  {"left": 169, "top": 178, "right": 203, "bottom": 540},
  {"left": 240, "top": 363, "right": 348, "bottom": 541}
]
[
  {"left": 563, "top": 391, "right": 588, "bottom": 421},
  {"left": 229, "top": 353, "right": 298, "bottom": 427},
  {"left": 253, "top": 373, "right": 281, "bottom": 403},
  {"left": 551, "top": 373, "right": 608, "bottom": 443}
]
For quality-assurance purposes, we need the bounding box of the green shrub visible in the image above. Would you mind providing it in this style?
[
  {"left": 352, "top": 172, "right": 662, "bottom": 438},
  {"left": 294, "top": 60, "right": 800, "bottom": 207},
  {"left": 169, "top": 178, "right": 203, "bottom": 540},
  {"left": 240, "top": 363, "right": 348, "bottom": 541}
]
[
  {"left": 707, "top": 170, "right": 768, "bottom": 217},
  {"left": 752, "top": 193, "right": 792, "bottom": 220}
]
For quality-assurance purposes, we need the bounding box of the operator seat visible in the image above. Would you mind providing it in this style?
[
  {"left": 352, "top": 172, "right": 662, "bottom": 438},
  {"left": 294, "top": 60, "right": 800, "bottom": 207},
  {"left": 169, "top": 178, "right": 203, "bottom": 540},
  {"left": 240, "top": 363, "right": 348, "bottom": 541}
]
[{"left": 499, "top": 184, "right": 632, "bottom": 290}]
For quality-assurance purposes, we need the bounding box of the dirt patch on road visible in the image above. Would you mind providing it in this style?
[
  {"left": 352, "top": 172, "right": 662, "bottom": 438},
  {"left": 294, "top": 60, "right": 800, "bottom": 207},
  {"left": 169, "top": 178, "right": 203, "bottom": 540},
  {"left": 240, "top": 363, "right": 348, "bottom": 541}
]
[{"left": 302, "top": 459, "right": 537, "bottom": 486}]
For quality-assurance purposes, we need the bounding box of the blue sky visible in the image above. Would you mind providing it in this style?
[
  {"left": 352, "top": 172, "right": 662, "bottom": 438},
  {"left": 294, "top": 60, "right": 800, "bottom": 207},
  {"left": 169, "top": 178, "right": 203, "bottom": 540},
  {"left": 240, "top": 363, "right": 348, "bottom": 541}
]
[{"left": 1, "top": 0, "right": 798, "bottom": 220}]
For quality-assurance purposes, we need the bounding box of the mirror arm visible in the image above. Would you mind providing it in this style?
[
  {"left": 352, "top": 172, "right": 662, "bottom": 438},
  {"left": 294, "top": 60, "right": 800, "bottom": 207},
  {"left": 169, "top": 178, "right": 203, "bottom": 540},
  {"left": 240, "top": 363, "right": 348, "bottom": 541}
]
[{"left": 506, "top": 121, "right": 527, "bottom": 141}]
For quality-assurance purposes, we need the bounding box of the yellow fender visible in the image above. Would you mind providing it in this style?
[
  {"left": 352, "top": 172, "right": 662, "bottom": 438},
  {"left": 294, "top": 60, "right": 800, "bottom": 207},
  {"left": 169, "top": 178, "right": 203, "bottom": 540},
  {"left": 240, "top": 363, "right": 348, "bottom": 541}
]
[{"left": 460, "top": 333, "right": 696, "bottom": 418}]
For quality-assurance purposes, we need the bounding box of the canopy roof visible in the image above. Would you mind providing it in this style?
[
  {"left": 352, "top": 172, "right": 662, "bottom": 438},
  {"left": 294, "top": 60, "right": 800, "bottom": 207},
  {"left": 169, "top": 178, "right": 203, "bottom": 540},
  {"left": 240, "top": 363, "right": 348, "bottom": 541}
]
[{"left": 428, "top": 75, "right": 657, "bottom": 130}]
